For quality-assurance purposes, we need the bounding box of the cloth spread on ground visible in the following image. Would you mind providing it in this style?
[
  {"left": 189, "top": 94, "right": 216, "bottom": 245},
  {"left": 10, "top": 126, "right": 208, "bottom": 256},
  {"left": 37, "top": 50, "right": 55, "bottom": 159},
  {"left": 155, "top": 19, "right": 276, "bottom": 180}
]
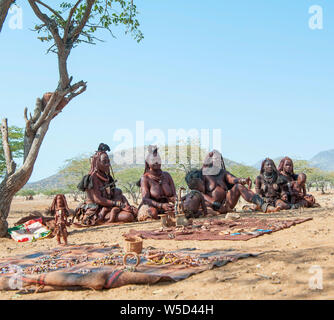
[
  {"left": 124, "top": 217, "right": 313, "bottom": 241},
  {"left": 8, "top": 219, "right": 51, "bottom": 243},
  {"left": 0, "top": 244, "right": 260, "bottom": 292}
]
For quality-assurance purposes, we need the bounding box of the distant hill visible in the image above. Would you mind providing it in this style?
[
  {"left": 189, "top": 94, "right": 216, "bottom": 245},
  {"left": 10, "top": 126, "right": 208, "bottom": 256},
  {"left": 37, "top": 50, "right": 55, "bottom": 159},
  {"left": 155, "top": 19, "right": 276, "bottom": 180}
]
[
  {"left": 24, "top": 173, "right": 68, "bottom": 191},
  {"left": 253, "top": 150, "right": 334, "bottom": 172},
  {"left": 24, "top": 146, "right": 241, "bottom": 191},
  {"left": 24, "top": 147, "right": 334, "bottom": 191},
  {"left": 310, "top": 149, "right": 334, "bottom": 171}
]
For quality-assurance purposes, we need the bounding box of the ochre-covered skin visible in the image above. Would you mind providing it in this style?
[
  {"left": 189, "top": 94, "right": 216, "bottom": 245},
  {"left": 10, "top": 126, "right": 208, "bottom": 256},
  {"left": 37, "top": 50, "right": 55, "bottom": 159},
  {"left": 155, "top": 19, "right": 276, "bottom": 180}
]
[
  {"left": 181, "top": 190, "right": 208, "bottom": 219},
  {"left": 138, "top": 146, "right": 176, "bottom": 220},
  {"left": 278, "top": 156, "right": 316, "bottom": 208},
  {"left": 200, "top": 150, "right": 266, "bottom": 213},
  {"left": 52, "top": 194, "right": 71, "bottom": 245},
  {"left": 255, "top": 158, "right": 290, "bottom": 210},
  {"left": 289, "top": 174, "right": 316, "bottom": 208},
  {"left": 80, "top": 147, "right": 137, "bottom": 225}
]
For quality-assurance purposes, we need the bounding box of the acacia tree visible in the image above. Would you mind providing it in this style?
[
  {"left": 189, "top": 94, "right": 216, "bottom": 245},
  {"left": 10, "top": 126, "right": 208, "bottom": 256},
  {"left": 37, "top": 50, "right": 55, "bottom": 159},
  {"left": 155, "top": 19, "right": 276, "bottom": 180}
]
[{"left": 0, "top": 0, "right": 143, "bottom": 237}]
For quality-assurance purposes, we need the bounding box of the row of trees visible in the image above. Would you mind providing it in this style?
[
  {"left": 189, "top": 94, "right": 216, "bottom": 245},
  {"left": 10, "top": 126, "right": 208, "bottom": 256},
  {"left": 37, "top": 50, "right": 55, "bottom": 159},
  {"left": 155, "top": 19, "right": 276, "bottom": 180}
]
[
  {"left": 288, "top": 160, "right": 334, "bottom": 193},
  {"left": 15, "top": 150, "right": 334, "bottom": 207}
]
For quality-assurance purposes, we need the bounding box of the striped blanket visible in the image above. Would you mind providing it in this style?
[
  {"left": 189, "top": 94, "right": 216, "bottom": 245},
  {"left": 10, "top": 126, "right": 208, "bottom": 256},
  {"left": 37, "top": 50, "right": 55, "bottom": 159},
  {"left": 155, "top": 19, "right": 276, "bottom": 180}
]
[{"left": 8, "top": 219, "right": 51, "bottom": 242}]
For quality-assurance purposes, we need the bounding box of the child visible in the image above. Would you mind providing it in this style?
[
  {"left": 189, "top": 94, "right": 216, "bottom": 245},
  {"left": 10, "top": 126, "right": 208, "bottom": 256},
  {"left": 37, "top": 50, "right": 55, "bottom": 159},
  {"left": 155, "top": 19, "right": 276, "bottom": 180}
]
[
  {"left": 182, "top": 170, "right": 208, "bottom": 219},
  {"left": 290, "top": 173, "right": 315, "bottom": 208},
  {"left": 51, "top": 194, "right": 71, "bottom": 245}
]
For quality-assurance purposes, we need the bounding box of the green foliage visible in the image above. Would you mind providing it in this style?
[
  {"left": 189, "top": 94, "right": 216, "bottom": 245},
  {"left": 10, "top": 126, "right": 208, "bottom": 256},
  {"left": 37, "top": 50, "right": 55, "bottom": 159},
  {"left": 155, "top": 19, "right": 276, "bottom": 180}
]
[
  {"left": 41, "top": 188, "right": 72, "bottom": 196},
  {"left": 34, "top": 0, "right": 143, "bottom": 50},
  {"left": 120, "top": 181, "right": 140, "bottom": 204},
  {"left": 0, "top": 126, "right": 24, "bottom": 177},
  {"left": 307, "top": 168, "right": 332, "bottom": 184},
  {"left": 293, "top": 160, "right": 316, "bottom": 176},
  {"left": 169, "top": 168, "right": 188, "bottom": 190},
  {"left": 114, "top": 167, "right": 142, "bottom": 185},
  {"left": 58, "top": 155, "right": 91, "bottom": 191},
  {"left": 165, "top": 139, "right": 206, "bottom": 173},
  {"left": 16, "top": 189, "right": 36, "bottom": 197},
  {"left": 292, "top": 160, "right": 334, "bottom": 190},
  {"left": 228, "top": 164, "right": 258, "bottom": 182}
]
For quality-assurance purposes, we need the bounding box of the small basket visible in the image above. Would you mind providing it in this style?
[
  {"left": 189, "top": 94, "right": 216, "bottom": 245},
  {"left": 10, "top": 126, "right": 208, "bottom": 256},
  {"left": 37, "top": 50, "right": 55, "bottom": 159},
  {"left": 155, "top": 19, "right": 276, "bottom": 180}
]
[{"left": 124, "top": 236, "right": 143, "bottom": 254}]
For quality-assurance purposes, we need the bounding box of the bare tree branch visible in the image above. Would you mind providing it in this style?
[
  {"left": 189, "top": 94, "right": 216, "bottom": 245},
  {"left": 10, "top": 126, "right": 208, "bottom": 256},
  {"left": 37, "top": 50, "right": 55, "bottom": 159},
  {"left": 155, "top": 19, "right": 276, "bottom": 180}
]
[
  {"left": 23, "top": 108, "right": 33, "bottom": 137},
  {"left": 31, "top": 92, "right": 62, "bottom": 131},
  {"left": 0, "top": 118, "right": 16, "bottom": 176},
  {"left": 64, "top": 81, "right": 87, "bottom": 103}
]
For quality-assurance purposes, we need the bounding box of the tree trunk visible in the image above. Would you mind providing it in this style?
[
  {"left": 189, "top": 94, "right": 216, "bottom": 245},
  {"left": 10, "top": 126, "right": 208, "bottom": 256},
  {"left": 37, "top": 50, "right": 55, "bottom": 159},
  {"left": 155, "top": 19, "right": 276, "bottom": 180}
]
[
  {"left": 0, "top": 0, "right": 14, "bottom": 32},
  {"left": 0, "top": 189, "right": 11, "bottom": 236},
  {"left": 0, "top": 121, "right": 49, "bottom": 236}
]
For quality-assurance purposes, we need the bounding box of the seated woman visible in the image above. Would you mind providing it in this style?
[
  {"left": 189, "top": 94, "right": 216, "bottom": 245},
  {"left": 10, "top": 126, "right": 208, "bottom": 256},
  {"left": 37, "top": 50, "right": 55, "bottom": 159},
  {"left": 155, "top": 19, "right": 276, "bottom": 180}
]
[
  {"left": 278, "top": 156, "right": 316, "bottom": 208},
  {"left": 137, "top": 145, "right": 176, "bottom": 221},
  {"left": 76, "top": 143, "right": 137, "bottom": 225},
  {"left": 200, "top": 150, "right": 276, "bottom": 214},
  {"left": 182, "top": 170, "right": 208, "bottom": 219},
  {"left": 277, "top": 157, "right": 299, "bottom": 182},
  {"left": 255, "top": 158, "right": 291, "bottom": 211}
]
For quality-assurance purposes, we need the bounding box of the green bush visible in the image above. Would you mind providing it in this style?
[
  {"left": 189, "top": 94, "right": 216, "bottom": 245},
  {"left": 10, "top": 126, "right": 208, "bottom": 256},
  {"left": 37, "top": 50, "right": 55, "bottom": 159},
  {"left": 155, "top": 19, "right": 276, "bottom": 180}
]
[{"left": 16, "top": 189, "right": 36, "bottom": 197}]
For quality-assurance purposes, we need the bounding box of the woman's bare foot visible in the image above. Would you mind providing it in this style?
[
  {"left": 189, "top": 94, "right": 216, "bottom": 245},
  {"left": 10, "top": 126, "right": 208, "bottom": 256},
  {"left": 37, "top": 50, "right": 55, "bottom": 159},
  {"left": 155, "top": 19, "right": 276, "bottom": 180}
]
[
  {"left": 242, "top": 204, "right": 259, "bottom": 212},
  {"left": 265, "top": 206, "right": 280, "bottom": 213}
]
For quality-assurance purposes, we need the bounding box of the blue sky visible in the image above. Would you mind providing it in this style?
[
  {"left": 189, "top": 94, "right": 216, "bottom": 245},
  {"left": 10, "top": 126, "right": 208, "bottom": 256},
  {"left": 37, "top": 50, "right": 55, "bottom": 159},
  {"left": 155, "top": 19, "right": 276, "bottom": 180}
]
[{"left": 1, "top": 0, "right": 333, "bottom": 182}]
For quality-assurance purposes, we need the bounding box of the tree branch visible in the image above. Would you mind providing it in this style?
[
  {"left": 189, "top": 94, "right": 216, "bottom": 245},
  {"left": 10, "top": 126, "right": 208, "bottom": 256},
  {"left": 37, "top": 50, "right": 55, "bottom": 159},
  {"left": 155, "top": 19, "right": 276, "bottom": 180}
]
[
  {"left": 63, "top": 0, "right": 82, "bottom": 44},
  {"left": 64, "top": 80, "right": 87, "bottom": 103},
  {"left": 28, "top": 0, "right": 64, "bottom": 51},
  {"left": 1, "top": 118, "right": 16, "bottom": 176},
  {"left": 34, "top": 0, "right": 65, "bottom": 23},
  {"left": 0, "top": 0, "right": 15, "bottom": 32},
  {"left": 70, "top": 0, "right": 95, "bottom": 42},
  {"left": 45, "top": 81, "right": 87, "bottom": 121},
  {"left": 23, "top": 107, "right": 33, "bottom": 137},
  {"left": 31, "top": 92, "right": 63, "bottom": 131},
  {"left": 28, "top": 1, "right": 72, "bottom": 89}
]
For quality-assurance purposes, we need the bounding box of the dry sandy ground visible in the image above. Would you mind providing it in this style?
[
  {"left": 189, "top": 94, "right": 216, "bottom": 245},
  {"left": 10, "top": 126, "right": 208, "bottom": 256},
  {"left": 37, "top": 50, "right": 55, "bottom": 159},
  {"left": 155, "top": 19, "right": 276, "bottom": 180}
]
[{"left": 0, "top": 191, "right": 333, "bottom": 300}]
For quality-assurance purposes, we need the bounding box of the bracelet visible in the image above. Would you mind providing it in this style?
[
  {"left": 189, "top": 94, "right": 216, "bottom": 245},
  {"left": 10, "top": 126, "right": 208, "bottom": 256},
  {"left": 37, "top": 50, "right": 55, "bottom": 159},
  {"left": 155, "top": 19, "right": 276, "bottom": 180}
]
[{"left": 123, "top": 252, "right": 140, "bottom": 267}]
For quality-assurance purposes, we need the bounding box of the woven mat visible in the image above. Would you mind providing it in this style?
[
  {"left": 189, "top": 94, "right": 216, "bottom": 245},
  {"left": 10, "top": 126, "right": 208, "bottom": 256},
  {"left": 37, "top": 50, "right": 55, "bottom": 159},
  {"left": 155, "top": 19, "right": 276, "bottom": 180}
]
[
  {"left": 125, "top": 217, "right": 313, "bottom": 241},
  {"left": 0, "top": 244, "right": 260, "bottom": 292}
]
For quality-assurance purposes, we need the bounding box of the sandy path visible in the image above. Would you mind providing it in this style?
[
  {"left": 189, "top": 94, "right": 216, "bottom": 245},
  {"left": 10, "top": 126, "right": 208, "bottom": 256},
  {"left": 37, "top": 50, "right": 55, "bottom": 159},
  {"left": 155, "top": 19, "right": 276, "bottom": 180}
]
[{"left": 0, "top": 191, "right": 333, "bottom": 300}]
